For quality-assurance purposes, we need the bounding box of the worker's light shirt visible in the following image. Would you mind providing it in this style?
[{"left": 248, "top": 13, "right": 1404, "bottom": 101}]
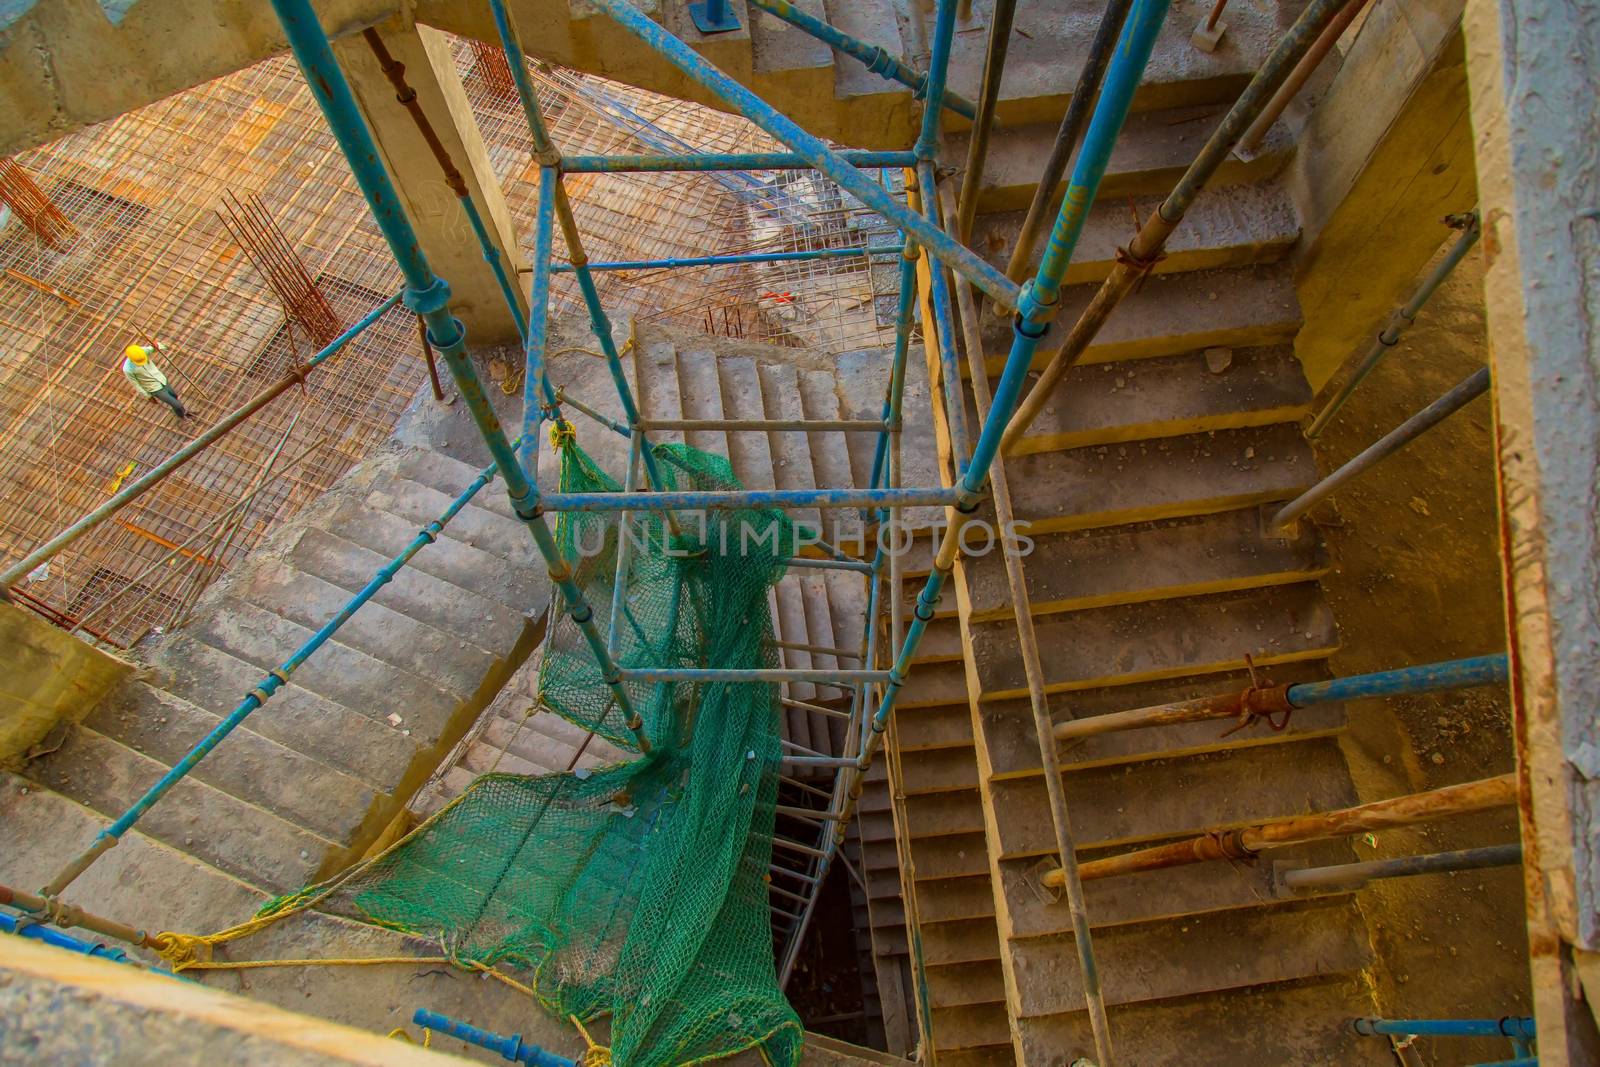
[{"left": 122, "top": 353, "right": 170, "bottom": 395}]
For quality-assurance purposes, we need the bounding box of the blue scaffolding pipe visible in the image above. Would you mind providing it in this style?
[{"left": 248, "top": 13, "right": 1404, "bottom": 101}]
[
  {"left": 538, "top": 485, "right": 958, "bottom": 512},
  {"left": 916, "top": 159, "right": 970, "bottom": 471},
  {"left": 413, "top": 1009, "right": 575, "bottom": 1067},
  {"left": 519, "top": 165, "right": 560, "bottom": 475},
  {"left": 553, "top": 387, "right": 631, "bottom": 439},
  {"left": 1, "top": 909, "right": 131, "bottom": 964},
  {"left": 42, "top": 442, "right": 513, "bottom": 896},
  {"left": 867, "top": 246, "right": 920, "bottom": 508},
  {"left": 561, "top": 150, "right": 917, "bottom": 173},
  {"left": 622, "top": 668, "right": 887, "bottom": 683},
  {"left": 782, "top": 556, "right": 874, "bottom": 574},
  {"left": 1287, "top": 654, "right": 1509, "bottom": 708},
  {"left": 551, "top": 244, "right": 902, "bottom": 272},
  {"left": 587, "top": 0, "right": 1021, "bottom": 310},
  {"left": 743, "top": 0, "right": 978, "bottom": 121},
  {"left": 270, "top": 0, "right": 650, "bottom": 761},
  {"left": 912, "top": 0, "right": 960, "bottom": 161},
  {"left": 640, "top": 417, "right": 886, "bottom": 432},
  {"left": 1353, "top": 1018, "right": 1537, "bottom": 1040}
]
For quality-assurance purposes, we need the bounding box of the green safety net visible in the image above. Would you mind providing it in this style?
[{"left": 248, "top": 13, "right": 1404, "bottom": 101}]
[{"left": 253, "top": 439, "right": 804, "bottom": 1067}]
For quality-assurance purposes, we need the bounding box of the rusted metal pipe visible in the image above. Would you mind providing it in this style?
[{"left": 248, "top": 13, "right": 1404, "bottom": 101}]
[
  {"left": 954, "top": 0, "right": 1018, "bottom": 242},
  {"left": 1001, "top": 0, "right": 1348, "bottom": 453},
  {"left": 1041, "top": 774, "right": 1517, "bottom": 887},
  {"left": 0, "top": 882, "right": 162, "bottom": 953},
  {"left": 1236, "top": 0, "right": 1372, "bottom": 154}
]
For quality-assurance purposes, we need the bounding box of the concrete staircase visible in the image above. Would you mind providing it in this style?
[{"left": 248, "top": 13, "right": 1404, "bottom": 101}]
[
  {"left": 1, "top": 0, "right": 1291, "bottom": 160},
  {"left": 842, "top": 51, "right": 1392, "bottom": 1067}
]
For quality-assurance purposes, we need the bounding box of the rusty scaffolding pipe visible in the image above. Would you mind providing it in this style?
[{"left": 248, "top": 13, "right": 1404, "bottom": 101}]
[
  {"left": 1041, "top": 774, "right": 1517, "bottom": 888},
  {"left": 1236, "top": 0, "right": 1372, "bottom": 154},
  {"left": 1001, "top": 0, "right": 1348, "bottom": 453}
]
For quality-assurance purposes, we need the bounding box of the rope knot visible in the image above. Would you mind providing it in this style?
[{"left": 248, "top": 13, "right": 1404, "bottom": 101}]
[
  {"left": 549, "top": 417, "right": 578, "bottom": 450},
  {"left": 151, "top": 931, "right": 213, "bottom": 969}
]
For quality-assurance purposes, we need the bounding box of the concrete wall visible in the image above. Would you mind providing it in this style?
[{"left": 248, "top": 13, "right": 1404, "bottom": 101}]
[
  {"left": 0, "top": 603, "right": 131, "bottom": 767},
  {"left": 1288, "top": 0, "right": 1478, "bottom": 392}
]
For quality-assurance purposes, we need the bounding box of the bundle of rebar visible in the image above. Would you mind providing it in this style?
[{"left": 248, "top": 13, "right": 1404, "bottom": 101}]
[
  {"left": 218, "top": 191, "right": 344, "bottom": 347},
  {"left": 0, "top": 157, "right": 79, "bottom": 250}
]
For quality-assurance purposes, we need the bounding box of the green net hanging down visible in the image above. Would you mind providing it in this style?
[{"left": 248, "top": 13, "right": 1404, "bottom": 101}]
[{"left": 252, "top": 438, "right": 805, "bottom": 1067}]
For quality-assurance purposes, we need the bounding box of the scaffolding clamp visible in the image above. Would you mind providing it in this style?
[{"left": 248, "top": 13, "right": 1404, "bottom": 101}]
[{"left": 1218, "top": 654, "right": 1294, "bottom": 738}]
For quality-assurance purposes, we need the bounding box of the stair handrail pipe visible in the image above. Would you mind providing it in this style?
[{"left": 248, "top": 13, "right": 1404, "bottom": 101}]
[
  {"left": 586, "top": 0, "right": 1021, "bottom": 311},
  {"left": 1040, "top": 774, "right": 1518, "bottom": 888},
  {"left": 1352, "top": 1015, "right": 1537, "bottom": 1064},
  {"left": 1234, "top": 0, "right": 1372, "bottom": 155},
  {"left": 40, "top": 447, "right": 519, "bottom": 897},
  {"left": 270, "top": 0, "right": 652, "bottom": 760},
  {"left": 1280, "top": 842, "right": 1522, "bottom": 892},
  {"left": 1001, "top": 0, "right": 1134, "bottom": 286},
  {"left": 1053, "top": 653, "right": 1511, "bottom": 742},
  {"left": 1306, "top": 212, "right": 1482, "bottom": 438},
  {"left": 0, "top": 294, "right": 398, "bottom": 598},
  {"left": 742, "top": 0, "right": 978, "bottom": 120},
  {"left": 1270, "top": 365, "right": 1491, "bottom": 533},
  {"left": 1000, "top": 0, "right": 1351, "bottom": 453}
]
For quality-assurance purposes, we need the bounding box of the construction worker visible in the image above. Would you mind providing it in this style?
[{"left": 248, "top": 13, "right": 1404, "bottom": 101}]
[{"left": 121, "top": 343, "right": 189, "bottom": 421}]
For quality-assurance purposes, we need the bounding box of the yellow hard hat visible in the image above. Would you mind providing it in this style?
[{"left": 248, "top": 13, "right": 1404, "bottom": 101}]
[{"left": 124, "top": 344, "right": 147, "bottom": 364}]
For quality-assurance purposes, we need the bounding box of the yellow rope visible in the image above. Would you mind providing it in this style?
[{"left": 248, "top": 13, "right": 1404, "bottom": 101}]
[
  {"left": 160, "top": 950, "right": 537, "bottom": 1001},
  {"left": 571, "top": 1015, "right": 613, "bottom": 1067},
  {"left": 549, "top": 417, "right": 577, "bottom": 450},
  {"left": 388, "top": 1026, "right": 432, "bottom": 1048}
]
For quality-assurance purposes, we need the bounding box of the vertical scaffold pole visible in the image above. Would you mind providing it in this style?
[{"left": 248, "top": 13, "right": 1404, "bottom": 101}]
[{"left": 269, "top": 0, "right": 649, "bottom": 754}]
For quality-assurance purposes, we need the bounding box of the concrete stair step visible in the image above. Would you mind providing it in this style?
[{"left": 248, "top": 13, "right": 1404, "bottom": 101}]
[
  {"left": 317, "top": 495, "right": 549, "bottom": 614},
  {"left": 972, "top": 181, "right": 1300, "bottom": 290},
  {"left": 282, "top": 525, "right": 531, "bottom": 654},
  {"left": 391, "top": 448, "right": 515, "bottom": 522},
  {"left": 944, "top": 0, "right": 1285, "bottom": 127},
  {"left": 929, "top": 1003, "right": 1011, "bottom": 1055},
  {"left": 972, "top": 261, "right": 1302, "bottom": 377},
  {"left": 463, "top": 738, "right": 544, "bottom": 777},
  {"left": 823, "top": 0, "right": 915, "bottom": 128},
  {"left": 747, "top": 0, "right": 834, "bottom": 78},
  {"left": 1001, "top": 344, "right": 1312, "bottom": 456},
  {"left": 85, "top": 681, "right": 382, "bottom": 847},
  {"left": 761, "top": 360, "right": 825, "bottom": 531},
  {"left": 899, "top": 505, "right": 1328, "bottom": 623},
  {"left": 1014, "top": 975, "right": 1392, "bottom": 1066},
  {"left": 481, "top": 711, "right": 628, "bottom": 772},
  {"left": 183, "top": 598, "right": 463, "bottom": 747},
  {"left": 898, "top": 580, "right": 1337, "bottom": 708},
  {"left": 952, "top": 104, "right": 1294, "bottom": 216},
  {"left": 231, "top": 561, "right": 497, "bottom": 697},
  {"left": 28, "top": 726, "right": 338, "bottom": 894},
  {"left": 675, "top": 346, "right": 732, "bottom": 459},
  {"left": 365, "top": 478, "right": 537, "bottom": 567},
  {"left": 1008, "top": 899, "right": 1372, "bottom": 1019},
  {"left": 834, "top": 347, "right": 943, "bottom": 532},
  {"left": 905, "top": 736, "right": 1357, "bottom": 859},
  {"left": 154, "top": 634, "right": 424, "bottom": 793},
  {"left": 999, "top": 422, "right": 1317, "bottom": 536}
]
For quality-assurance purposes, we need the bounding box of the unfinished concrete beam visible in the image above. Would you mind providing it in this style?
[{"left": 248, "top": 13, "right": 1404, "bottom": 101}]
[
  {"left": 1465, "top": 0, "right": 1600, "bottom": 1061},
  {"left": 333, "top": 20, "right": 529, "bottom": 345}
]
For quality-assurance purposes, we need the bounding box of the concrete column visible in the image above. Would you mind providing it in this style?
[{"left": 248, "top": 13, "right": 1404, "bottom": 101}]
[
  {"left": 1287, "top": 0, "right": 1477, "bottom": 391},
  {"left": 1464, "top": 2, "right": 1600, "bottom": 1063},
  {"left": 334, "top": 20, "right": 529, "bottom": 345}
]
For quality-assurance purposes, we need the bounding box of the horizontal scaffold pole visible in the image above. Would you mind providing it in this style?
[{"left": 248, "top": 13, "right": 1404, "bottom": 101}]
[
  {"left": 620, "top": 667, "right": 887, "bottom": 683},
  {"left": 1281, "top": 842, "right": 1522, "bottom": 891},
  {"left": 539, "top": 485, "right": 958, "bottom": 512},
  {"left": 743, "top": 0, "right": 978, "bottom": 120},
  {"left": 549, "top": 245, "right": 901, "bottom": 272},
  {"left": 585, "top": 0, "right": 1021, "bottom": 310},
  {"left": 1351, "top": 1017, "right": 1538, "bottom": 1041},
  {"left": 1053, "top": 654, "right": 1510, "bottom": 742},
  {"left": 1271, "top": 365, "right": 1492, "bottom": 532},
  {"left": 638, "top": 417, "right": 886, "bottom": 432},
  {"left": 40, "top": 451, "right": 511, "bottom": 897},
  {"left": 0, "top": 294, "right": 399, "bottom": 594},
  {"left": 1041, "top": 774, "right": 1518, "bottom": 888},
  {"left": 561, "top": 150, "right": 917, "bottom": 173}
]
